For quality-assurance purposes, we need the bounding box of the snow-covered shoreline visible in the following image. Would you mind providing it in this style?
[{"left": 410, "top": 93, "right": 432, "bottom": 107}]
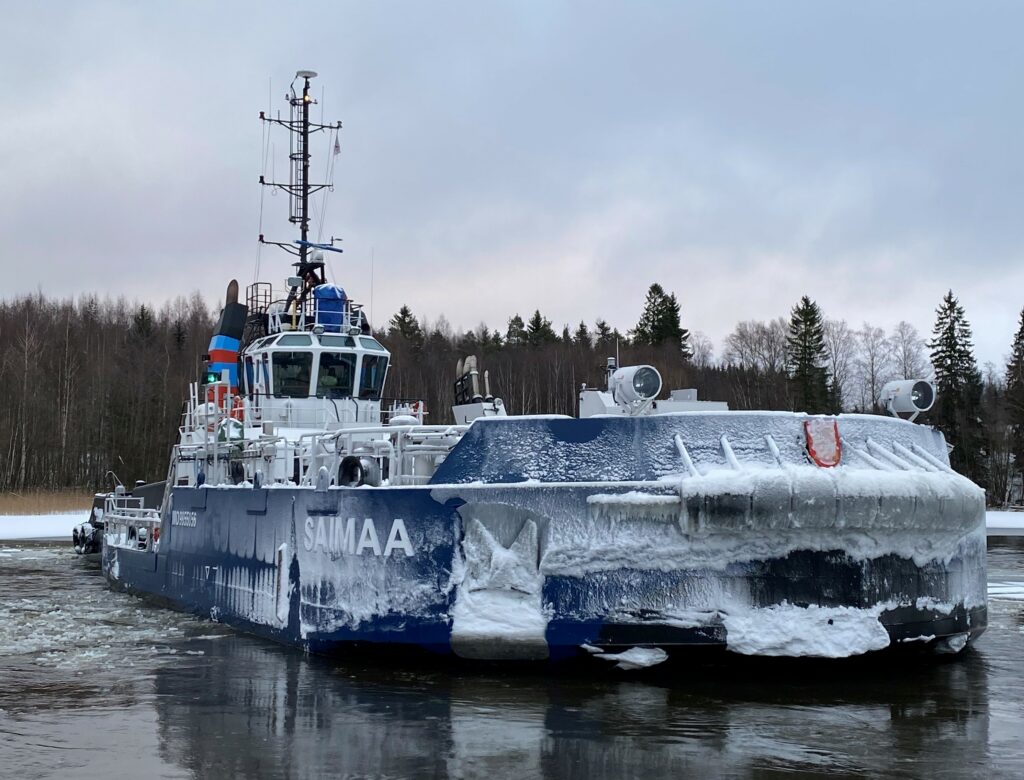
[
  {"left": 0, "top": 512, "right": 84, "bottom": 540},
  {"left": 986, "top": 511, "right": 1024, "bottom": 537}
]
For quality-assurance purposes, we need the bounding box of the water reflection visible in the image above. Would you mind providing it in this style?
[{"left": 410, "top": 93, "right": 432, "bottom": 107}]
[{"left": 151, "top": 636, "right": 997, "bottom": 778}]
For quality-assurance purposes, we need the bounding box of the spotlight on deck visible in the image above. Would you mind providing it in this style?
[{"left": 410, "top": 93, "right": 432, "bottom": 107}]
[
  {"left": 611, "top": 365, "right": 663, "bottom": 406},
  {"left": 879, "top": 379, "right": 935, "bottom": 422}
]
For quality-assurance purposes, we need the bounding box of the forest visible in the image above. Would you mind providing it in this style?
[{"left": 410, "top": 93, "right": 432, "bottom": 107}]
[{"left": 1, "top": 282, "right": 1022, "bottom": 506}]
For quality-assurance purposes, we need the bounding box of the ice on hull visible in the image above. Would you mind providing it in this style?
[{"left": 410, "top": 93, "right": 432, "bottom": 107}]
[{"left": 103, "top": 461, "right": 986, "bottom": 662}]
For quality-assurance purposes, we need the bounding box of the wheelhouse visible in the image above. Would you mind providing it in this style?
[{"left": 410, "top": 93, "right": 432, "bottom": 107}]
[{"left": 240, "top": 332, "right": 390, "bottom": 402}]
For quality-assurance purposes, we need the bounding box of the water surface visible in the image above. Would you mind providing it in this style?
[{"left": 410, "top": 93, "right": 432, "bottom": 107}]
[{"left": 1, "top": 539, "right": 1022, "bottom": 778}]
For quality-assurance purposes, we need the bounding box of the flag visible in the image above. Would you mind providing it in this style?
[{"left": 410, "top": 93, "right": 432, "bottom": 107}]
[{"left": 333, "top": 135, "right": 341, "bottom": 156}]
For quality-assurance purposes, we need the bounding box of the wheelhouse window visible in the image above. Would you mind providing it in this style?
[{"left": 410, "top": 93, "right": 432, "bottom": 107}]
[
  {"left": 317, "top": 352, "right": 356, "bottom": 398},
  {"left": 271, "top": 351, "right": 313, "bottom": 397},
  {"left": 358, "top": 355, "right": 389, "bottom": 400},
  {"left": 319, "top": 334, "right": 354, "bottom": 348}
]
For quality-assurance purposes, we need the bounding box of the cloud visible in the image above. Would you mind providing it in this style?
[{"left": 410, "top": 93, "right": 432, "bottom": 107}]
[{"left": 1, "top": 1, "right": 1020, "bottom": 367}]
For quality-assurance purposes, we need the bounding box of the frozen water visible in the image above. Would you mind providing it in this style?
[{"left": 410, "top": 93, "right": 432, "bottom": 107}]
[
  {"left": 592, "top": 646, "right": 669, "bottom": 670},
  {"left": 0, "top": 545, "right": 224, "bottom": 673},
  {"left": 2, "top": 540, "right": 1024, "bottom": 777},
  {"left": 988, "top": 581, "right": 1024, "bottom": 601}
]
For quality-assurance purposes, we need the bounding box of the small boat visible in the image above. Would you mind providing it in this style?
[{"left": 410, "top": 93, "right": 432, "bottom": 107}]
[
  {"left": 72, "top": 494, "right": 106, "bottom": 561},
  {"left": 76, "top": 481, "right": 166, "bottom": 563},
  {"left": 101, "top": 71, "right": 986, "bottom": 667}
]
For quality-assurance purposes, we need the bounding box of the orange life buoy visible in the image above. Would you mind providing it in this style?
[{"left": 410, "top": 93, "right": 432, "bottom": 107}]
[{"left": 230, "top": 395, "right": 245, "bottom": 421}]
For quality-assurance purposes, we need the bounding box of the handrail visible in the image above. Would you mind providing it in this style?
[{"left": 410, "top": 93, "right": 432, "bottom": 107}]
[{"left": 173, "top": 368, "right": 466, "bottom": 488}]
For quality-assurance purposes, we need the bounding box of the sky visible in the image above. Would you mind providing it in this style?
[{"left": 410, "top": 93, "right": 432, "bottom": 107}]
[{"left": 1, "top": 1, "right": 1021, "bottom": 369}]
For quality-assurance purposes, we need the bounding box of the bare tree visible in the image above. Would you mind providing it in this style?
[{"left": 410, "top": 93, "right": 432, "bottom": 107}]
[
  {"left": 822, "top": 318, "right": 856, "bottom": 409},
  {"left": 760, "top": 318, "right": 790, "bottom": 373},
  {"left": 854, "top": 323, "right": 893, "bottom": 411},
  {"left": 982, "top": 362, "right": 1012, "bottom": 505},
  {"left": 689, "top": 331, "right": 715, "bottom": 368},
  {"left": 723, "top": 318, "right": 788, "bottom": 372},
  {"left": 723, "top": 321, "right": 759, "bottom": 368},
  {"left": 889, "top": 320, "right": 930, "bottom": 379}
]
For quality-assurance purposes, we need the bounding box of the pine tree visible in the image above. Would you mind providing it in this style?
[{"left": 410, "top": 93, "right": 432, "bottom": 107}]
[
  {"left": 387, "top": 305, "right": 425, "bottom": 350},
  {"left": 1005, "top": 310, "right": 1024, "bottom": 494},
  {"left": 633, "top": 283, "right": 664, "bottom": 344},
  {"left": 474, "top": 326, "right": 502, "bottom": 354},
  {"left": 561, "top": 324, "right": 572, "bottom": 344},
  {"left": 526, "top": 310, "right": 557, "bottom": 347},
  {"left": 929, "top": 290, "right": 987, "bottom": 488},
  {"left": 668, "top": 292, "right": 693, "bottom": 360},
  {"left": 632, "top": 283, "right": 692, "bottom": 358},
  {"left": 172, "top": 319, "right": 187, "bottom": 352},
  {"left": 593, "top": 319, "right": 613, "bottom": 350},
  {"left": 457, "top": 329, "right": 480, "bottom": 354},
  {"left": 505, "top": 314, "right": 527, "bottom": 346},
  {"left": 786, "top": 295, "right": 830, "bottom": 413},
  {"left": 574, "top": 321, "right": 591, "bottom": 349},
  {"left": 132, "top": 304, "right": 154, "bottom": 340}
]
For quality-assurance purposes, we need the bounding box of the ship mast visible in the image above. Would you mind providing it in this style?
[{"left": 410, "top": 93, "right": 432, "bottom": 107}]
[
  {"left": 297, "top": 71, "right": 312, "bottom": 261},
  {"left": 247, "top": 70, "right": 344, "bottom": 346},
  {"left": 258, "top": 69, "right": 342, "bottom": 267}
]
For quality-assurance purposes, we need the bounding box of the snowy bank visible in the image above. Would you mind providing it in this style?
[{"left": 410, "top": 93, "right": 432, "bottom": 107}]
[
  {"left": 0, "top": 512, "right": 83, "bottom": 540},
  {"left": 987, "top": 512, "right": 1024, "bottom": 537}
]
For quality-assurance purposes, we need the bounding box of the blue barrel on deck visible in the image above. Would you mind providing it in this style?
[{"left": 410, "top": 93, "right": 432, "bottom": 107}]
[{"left": 314, "top": 285, "right": 347, "bottom": 332}]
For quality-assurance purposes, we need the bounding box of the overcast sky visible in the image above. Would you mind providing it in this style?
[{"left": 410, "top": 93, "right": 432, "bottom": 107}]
[{"left": 1, "top": 1, "right": 1021, "bottom": 368}]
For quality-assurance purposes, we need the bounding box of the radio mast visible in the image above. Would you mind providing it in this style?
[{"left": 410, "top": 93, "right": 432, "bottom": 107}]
[{"left": 258, "top": 69, "right": 342, "bottom": 267}]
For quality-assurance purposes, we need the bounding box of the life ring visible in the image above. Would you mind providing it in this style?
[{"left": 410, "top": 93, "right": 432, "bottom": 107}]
[{"left": 230, "top": 395, "right": 245, "bottom": 421}]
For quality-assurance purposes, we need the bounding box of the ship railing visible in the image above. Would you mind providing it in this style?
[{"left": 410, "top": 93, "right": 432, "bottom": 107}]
[
  {"left": 300, "top": 423, "right": 468, "bottom": 487},
  {"left": 181, "top": 378, "right": 399, "bottom": 433},
  {"left": 104, "top": 494, "right": 162, "bottom": 552},
  {"left": 381, "top": 398, "right": 427, "bottom": 425},
  {"left": 245, "top": 281, "right": 374, "bottom": 338},
  {"left": 259, "top": 296, "right": 369, "bottom": 336},
  {"left": 172, "top": 403, "right": 466, "bottom": 487}
]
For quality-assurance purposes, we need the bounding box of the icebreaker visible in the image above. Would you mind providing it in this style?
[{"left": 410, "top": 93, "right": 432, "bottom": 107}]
[{"left": 101, "top": 71, "right": 986, "bottom": 665}]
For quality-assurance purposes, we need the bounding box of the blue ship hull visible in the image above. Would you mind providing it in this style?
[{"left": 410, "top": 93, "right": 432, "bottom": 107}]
[{"left": 104, "top": 475, "right": 987, "bottom": 662}]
